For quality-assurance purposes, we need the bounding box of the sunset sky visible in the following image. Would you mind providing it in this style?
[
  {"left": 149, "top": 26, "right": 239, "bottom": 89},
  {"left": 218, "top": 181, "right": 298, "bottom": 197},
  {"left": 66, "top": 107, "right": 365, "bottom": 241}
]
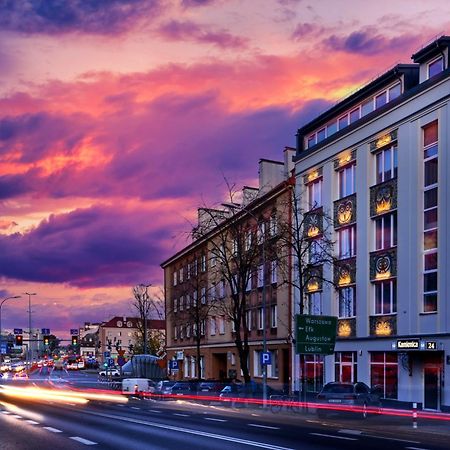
[{"left": 0, "top": 0, "right": 449, "bottom": 337}]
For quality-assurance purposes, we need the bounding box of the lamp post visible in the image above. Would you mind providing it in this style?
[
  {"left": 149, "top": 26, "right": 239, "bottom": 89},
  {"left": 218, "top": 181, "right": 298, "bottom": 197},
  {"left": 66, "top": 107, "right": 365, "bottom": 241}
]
[
  {"left": 0, "top": 295, "right": 21, "bottom": 362},
  {"left": 23, "top": 292, "right": 36, "bottom": 370}
]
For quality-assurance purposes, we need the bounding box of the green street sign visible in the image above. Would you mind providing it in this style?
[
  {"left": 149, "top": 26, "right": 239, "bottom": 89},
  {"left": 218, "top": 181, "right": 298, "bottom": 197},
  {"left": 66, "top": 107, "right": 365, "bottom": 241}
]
[{"left": 295, "top": 314, "right": 337, "bottom": 355}]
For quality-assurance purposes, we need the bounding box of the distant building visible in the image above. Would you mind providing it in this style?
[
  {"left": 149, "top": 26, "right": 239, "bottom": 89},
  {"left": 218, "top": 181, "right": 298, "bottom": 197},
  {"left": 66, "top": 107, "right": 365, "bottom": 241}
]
[
  {"left": 79, "top": 322, "right": 100, "bottom": 360},
  {"left": 293, "top": 35, "right": 450, "bottom": 410}
]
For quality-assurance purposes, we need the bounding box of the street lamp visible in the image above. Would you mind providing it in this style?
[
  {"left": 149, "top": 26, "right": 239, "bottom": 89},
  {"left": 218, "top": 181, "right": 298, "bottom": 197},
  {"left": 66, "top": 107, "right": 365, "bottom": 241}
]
[
  {"left": 0, "top": 295, "right": 22, "bottom": 362},
  {"left": 23, "top": 292, "right": 36, "bottom": 369}
]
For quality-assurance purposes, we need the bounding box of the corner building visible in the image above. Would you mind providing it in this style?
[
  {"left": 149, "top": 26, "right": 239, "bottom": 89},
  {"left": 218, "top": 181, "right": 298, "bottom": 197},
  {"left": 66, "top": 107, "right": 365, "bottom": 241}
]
[{"left": 294, "top": 36, "right": 450, "bottom": 411}]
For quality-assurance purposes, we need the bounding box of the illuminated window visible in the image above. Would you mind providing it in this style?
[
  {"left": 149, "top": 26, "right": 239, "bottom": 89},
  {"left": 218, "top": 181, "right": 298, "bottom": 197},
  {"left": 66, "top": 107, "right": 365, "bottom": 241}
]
[
  {"left": 423, "top": 121, "right": 438, "bottom": 312},
  {"left": 370, "top": 352, "right": 398, "bottom": 399},
  {"left": 374, "top": 279, "right": 396, "bottom": 315},
  {"left": 335, "top": 352, "right": 357, "bottom": 383},
  {"left": 338, "top": 163, "right": 355, "bottom": 198},
  {"left": 338, "top": 226, "right": 356, "bottom": 259},
  {"left": 308, "top": 178, "right": 322, "bottom": 209},
  {"left": 306, "top": 292, "right": 322, "bottom": 315}
]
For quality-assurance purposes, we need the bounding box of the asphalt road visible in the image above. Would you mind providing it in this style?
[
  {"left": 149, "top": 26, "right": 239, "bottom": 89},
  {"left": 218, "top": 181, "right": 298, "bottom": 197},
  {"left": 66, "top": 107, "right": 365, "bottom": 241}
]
[{"left": 1, "top": 369, "right": 449, "bottom": 450}]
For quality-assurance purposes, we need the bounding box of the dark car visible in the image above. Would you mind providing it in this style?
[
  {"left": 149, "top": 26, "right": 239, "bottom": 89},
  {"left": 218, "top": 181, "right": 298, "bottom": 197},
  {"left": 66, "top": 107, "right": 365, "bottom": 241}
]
[
  {"left": 198, "top": 381, "right": 227, "bottom": 394},
  {"left": 219, "top": 381, "right": 280, "bottom": 407},
  {"left": 316, "top": 382, "right": 382, "bottom": 419}
]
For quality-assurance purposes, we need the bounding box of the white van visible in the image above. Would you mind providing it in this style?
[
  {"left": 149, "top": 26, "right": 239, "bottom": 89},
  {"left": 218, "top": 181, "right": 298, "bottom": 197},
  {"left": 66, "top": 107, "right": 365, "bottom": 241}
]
[{"left": 122, "top": 378, "right": 155, "bottom": 396}]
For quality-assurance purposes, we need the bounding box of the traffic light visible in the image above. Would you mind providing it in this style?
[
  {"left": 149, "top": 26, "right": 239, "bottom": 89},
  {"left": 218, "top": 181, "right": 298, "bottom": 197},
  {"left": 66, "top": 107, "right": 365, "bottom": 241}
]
[
  {"left": 15, "top": 335, "right": 23, "bottom": 346},
  {"left": 43, "top": 335, "right": 50, "bottom": 346},
  {"left": 71, "top": 335, "right": 78, "bottom": 345}
]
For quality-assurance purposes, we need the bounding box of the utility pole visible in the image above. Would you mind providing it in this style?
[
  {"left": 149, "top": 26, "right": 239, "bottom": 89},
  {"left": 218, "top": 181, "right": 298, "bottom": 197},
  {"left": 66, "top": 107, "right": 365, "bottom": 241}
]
[{"left": 24, "top": 292, "right": 36, "bottom": 371}]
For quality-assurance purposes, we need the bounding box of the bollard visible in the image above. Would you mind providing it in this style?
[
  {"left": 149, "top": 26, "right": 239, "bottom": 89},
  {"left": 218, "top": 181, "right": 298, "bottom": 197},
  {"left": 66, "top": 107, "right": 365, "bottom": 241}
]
[{"left": 412, "top": 402, "right": 418, "bottom": 429}]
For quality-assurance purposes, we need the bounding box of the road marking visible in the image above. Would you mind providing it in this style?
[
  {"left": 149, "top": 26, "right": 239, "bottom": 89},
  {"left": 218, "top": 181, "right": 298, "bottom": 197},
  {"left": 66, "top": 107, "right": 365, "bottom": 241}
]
[
  {"left": 147, "top": 409, "right": 162, "bottom": 413},
  {"left": 365, "top": 435, "right": 420, "bottom": 444},
  {"left": 248, "top": 424, "right": 280, "bottom": 430},
  {"left": 1, "top": 411, "right": 11, "bottom": 414},
  {"left": 25, "top": 420, "right": 40, "bottom": 425},
  {"left": 44, "top": 427, "right": 63, "bottom": 433},
  {"left": 131, "top": 407, "right": 141, "bottom": 410},
  {"left": 11, "top": 415, "right": 22, "bottom": 419},
  {"left": 338, "top": 429, "right": 362, "bottom": 435},
  {"left": 80, "top": 409, "right": 294, "bottom": 450},
  {"left": 406, "top": 447, "right": 431, "bottom": 450},
  {"left": 310, "top": 433, "right": 358, "bottom": 441},
  {"left": 70, "top": 437, "right": 98, "bottom": 446},
  {"left": 173, "top": 413, "right": 190, "bottom": 417},
  {"left": 205, "top": 417, "right": 227, "bottom": 422}
]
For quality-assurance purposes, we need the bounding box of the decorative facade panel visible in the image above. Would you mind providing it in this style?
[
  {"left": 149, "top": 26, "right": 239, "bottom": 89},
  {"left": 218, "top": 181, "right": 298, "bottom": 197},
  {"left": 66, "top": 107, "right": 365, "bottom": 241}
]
[
  {"left": 303, "top": 166, "right": 323, "bottom": 185},
  {"left": 337, "top": 318, "right": 356, "bottom": 339},
  {"left": 334, "top": 257, "right": 356, "bottom": 286},
  {"left": 370, "top": 178, "right": 398, "bottom": 217},
  {"left": 333, "top": 149, "right": 357, "bottom": 170},
  {"left": 369, "top": 248, "right": 397, "bottom": 281},
  {"left": 334, "top": 193, "right": 357, "bottom": 229},
  {"left": 369, "top": 315, "right": 397, "bottom": 337},
  {"left": 369, "top": 129, "right": 398, "bottom": 153},
  {"left": 305, "top": 266, "right": 323, "bottom": 293},
  {"left": 303, "top": 208, "right": 323, "bottom": 238}
]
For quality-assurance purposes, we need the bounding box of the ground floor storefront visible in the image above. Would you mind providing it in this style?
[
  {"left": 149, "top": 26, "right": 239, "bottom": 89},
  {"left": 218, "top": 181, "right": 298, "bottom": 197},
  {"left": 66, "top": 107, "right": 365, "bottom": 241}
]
[
  {"left": 291, "top": 334, "right": 450, "bottom": 411},
  {"left": 166, "top": 341, "right": 291, "bottom": 392}
]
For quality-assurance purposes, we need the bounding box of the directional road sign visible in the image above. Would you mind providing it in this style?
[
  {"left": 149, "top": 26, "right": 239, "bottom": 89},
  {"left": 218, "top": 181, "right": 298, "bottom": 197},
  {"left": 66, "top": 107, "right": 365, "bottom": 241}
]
[
  {"left": 41, "top": 328, "right": 50, "bottom": 335},
  {"left": 70, "top": 328, "right": 79, "bottom": 335},
  {"left": 295, "top": 314, "right": 337, "bottom": 355},
  {"left": 13, "top": 328, "right": 23, "bottom": 335}
]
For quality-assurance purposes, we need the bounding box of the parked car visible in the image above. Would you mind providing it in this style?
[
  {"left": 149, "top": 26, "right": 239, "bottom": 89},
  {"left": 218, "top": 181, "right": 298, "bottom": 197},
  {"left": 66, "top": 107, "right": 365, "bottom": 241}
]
[
  {"left": 316, "top": 382, "right": 382, "bottom": 419},
  {"left": 219, "top": 381, "right": 279, "bottom": 407},
  {"left": 98, "top": 367, "right": 121, "bottom": 377},
  {"left": 198, "top": 380, "right": 227, "bottom": 393},
  {"left": 154, "top": 380, "right": 177, "bottom": 398}
]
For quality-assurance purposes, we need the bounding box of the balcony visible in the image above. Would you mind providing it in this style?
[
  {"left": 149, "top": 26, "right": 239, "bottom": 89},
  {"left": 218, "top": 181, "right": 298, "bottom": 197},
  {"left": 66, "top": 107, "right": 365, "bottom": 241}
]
[
  {"left": 370, "top": 178, "right": 397, "bottom": 218},
  {"left": 334, "top": 193, "right": 357, "bottom": 229},
  {"left": 369, "top": 314, "right": 397, "bottom": 337}
]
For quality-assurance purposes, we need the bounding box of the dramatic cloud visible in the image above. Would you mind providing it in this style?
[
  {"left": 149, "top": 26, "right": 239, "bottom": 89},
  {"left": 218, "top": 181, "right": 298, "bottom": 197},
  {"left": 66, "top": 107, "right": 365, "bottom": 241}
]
[
  {"left": 157, "top": 20, "right": 247, "bottom": 48},
  {"left": 291, "top": 23, "right": 324, "bottom": 41},
  {"left": 0, "top": 204, "right": 173, "bottom": 288},
  {"left": 180, "top": 0, "right": 217, "bottom": 7},
  {"left": 0, "top": 0, "right": 162, "bottom": 35}
]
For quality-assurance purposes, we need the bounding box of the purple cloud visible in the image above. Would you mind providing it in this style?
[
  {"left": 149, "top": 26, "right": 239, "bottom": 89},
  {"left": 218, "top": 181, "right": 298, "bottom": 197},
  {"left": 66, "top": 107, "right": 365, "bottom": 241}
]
[
  {"left": 324, "top": 30, "right": 417, "bottom": 56},
  {"left": 181, "top": 0, "right": 217, "bottom": 7},
  {"left": 0, "top": 205, "right": 172, "bottom": 288},
  {"left": 157, "top": 20, "right": 248, "bottom": 49},
  {"left": 0, "top": 0, "right": 162, "bottom": 35},
  {"left": 291, "top": 23, "right": 324, "bottom": 41}
]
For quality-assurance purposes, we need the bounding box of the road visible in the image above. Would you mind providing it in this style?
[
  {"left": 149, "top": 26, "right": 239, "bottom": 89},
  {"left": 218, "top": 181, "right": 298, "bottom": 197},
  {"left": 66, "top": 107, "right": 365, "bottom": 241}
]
[{"left": 1, "top": 369, "right": 449, "bottom": 450}]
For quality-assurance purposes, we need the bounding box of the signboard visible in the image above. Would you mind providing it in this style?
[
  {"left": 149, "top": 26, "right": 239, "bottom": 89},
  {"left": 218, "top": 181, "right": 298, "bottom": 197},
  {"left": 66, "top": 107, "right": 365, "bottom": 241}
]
[
  {"left": 169, "top": 360, "right": 179, "bottom": 370},
  {"left": 260, "top": 351, "right": 272, "bottom": 365},
  {"left": 0, "top": 344, "right": 6, "bottom": 355},
  {"left": 176, "top": 351, "right": 184, "bottom": 360},
  {"left": 103, "top": 351, "right": 111, "bottom": 358},
  {"left": 425, "top": 341, "right": 437, "bottom": 350},
  {"left": 397, "top": 339, "right": 420, "bottom": 350},
  {"left": 70, "top": 329, "right": 79, "bottom": 335},
  {"left": 295, "top": 314, "right": 337, "bottom": 355},
  {"left": 13, "top": 328, "right": 23, "bottom": 335},
  {"left": 41, "top": 328, "right": 50, "bottom": 335}
]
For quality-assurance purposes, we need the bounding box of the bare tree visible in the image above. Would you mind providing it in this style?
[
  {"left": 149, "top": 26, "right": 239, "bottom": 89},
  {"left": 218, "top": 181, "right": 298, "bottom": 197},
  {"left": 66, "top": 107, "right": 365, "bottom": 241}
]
[{"left": 132, "top": 284, "right": 165, "bottom": 355}]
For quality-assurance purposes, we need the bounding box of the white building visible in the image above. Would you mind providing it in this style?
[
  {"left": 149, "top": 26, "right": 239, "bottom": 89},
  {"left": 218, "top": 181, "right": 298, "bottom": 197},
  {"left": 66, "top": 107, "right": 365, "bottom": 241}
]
[{"left": 293, "top": 36, "right": 450, "bottom": 411}]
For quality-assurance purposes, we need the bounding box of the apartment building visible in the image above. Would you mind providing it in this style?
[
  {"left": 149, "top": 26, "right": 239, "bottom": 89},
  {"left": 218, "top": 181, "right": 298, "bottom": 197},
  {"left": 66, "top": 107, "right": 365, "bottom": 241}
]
[
  {"left": 162, "top": 149, "right": 296, "bottom": 391},
  {"left": 293, "top": 36, "right": 450, "bottom": 410}
]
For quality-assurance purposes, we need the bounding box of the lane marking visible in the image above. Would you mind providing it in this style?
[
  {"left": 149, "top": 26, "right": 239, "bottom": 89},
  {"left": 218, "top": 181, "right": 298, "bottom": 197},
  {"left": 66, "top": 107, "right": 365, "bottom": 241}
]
[
  {"left": 44, "top": 427, "right": 63, "bottom": 433},
  {"left": 131, "top": 407, "right": 141, "bottom": 410},
  {"left": 79, "top": 409, "right": 294, "bottom": 450},
  {"left": 406, "top": 447, "right": 431, "bottom": 450},
  {"left": 310, "top": 433, "right": 358, "bottom": 441},
  {"left": 205, "top": 417, "right": 227, "bottom": 422},
  {"left": 248, "top": 424, "right": 280, "bottom": 430},
  {"left": 1, "top": 411, "right": 11, "bottom": 414},
  {"left": 338, "top": 429, "right": 362, "bottom": 435},
  {"left": 364, "top": 435, "right": 420, "bottom": 444},
  {"left": 173, "top": 413, "right": 190, "bottom": 417},
  {"left": 70, "top": 437, "right": 98, "bottom": 446},
  {"left": 147, "top": 409, "right": 162, "bottom": 413},
  {"left": 11, "top": 415, "right": 22, "bottom": 419},
  {"left": 25, "top": 420, "right": 40, "bottom": 425}
]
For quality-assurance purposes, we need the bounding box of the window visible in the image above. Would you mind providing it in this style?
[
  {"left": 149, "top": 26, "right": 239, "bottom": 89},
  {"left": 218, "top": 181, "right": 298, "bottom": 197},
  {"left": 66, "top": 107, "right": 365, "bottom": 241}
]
[
  {"left": 317, "top": 128, "right": 326, "bottom": 143},
  {"left": 192, "top": 291, "right": 198, "bottom": 307},
  {"left": 190, "top": 356, "right": 196, "bottom": 379},
  {"left": 218, "top": 317, "right": 225, "bottom": 334},
  {"left": 179, "top": 295, "right": 184, "bottom": 311},
  {"left": 306, "top": 292, "right": 322, "bottom": 315},
  {"left": 210, "top": 283, "right": 217, "bottom": 301},
  {"left": 361, "top": 98, "right": 374, "bottom": 117},
  {"left": 428, "top": 56, "right": 443, "bottom": 79},
  {"left": 210, "top": 317, "right": 216, "bottom": 335},
  {"left": 173, "top": 298, "right": 178, "bottom": 313},
  {"left": 309, "top": 238, "right": 322, "bottom": 264},
  {"left": 303, "top": 355, "right": 324, "bottom": 392},
  {"left": 245, "top": 274, "right": 252, "bottom": 292},
  {"left": 423, "top": 121, "right": 438, "bottom": 313},
  {"left": 200, "top": 320, "right": 205, "bottom": 336},
  {"left": 173, "top": 271, "right": 177, "bottom": 286},
  {"left": 186, "top": 294, "right": 190, "bottom": 309},
  {"left": 246, "top": 310, "right": 252, "bottom": 330},
  {"left": 327, "top": 121, "right": 337, "bottom": 137},
  {"left": 338, "top": 226, "right": 356, "bottom": 259},
  {"left": 388, "top": 83, "right": 401, "bottom": 101},
  {"left": 349, "top": 108, "right": 360, "bottom": 124},
  {"left": 375, "top": 144, "right": 397, "bottom": 183},
  {"left": 186, "top": 324, "right": 191, "bottom": 338},
  {"left": 270, "top": 260, "right": 277, "bottom": 284},
  {"left": 174, "top": 326, "right": 178, "bottom": 340},
  {"left": 187, "top": 262, "right": 191, "bottom": 280},
  {"left": 335, "top": 352, "right": 357, "bottom": 383},
  {"left": 184, "top": 356, "right": 189, "bottom": 377},
  {"left": 374, "top": 279, "right": 396, "bottom": 315},
  {"left": 245, "top": 230, "right": 253, "bottom": 250},
  {"left": 232, "top": 238, "right": 238, "bottom": 255},
  {"left": 269, "top": 215, "right": 278, "bottom": 236},
  {"left": 375, "top": 91, "right": 387, "bottom": 109},
  {"left": 179, "top": 326, "right": 184, "bottom": 340},
  {"left": 338, "top": 163, "right": 355, "bottom": 198},
  {"left": 375, "top": 214, "right": 397, "bottom": 250},
  {"left": 179, "top": 268, "right": 184, "bottom": 283},
  {"left": 219, "top": 280, "right": 225, "bottom": 298},
  {"left": 257, "top": 222, "right": 265, "bottom": 244},
  {"left": 308, "top": 178, "right": 322, "bottom": 208},
  {"left": 338, "top": 115, "right": 348, "bottom": 131},
  {"left": 270, "top": 305, "right": 277, "bottom": 328},
  {"left": 201, "top": 254, "right": 206, "bottom": 272},
  {"left": 257, "top": 307, "right": 264, "bottom": 329},
  {"left": 211, "top": 252, "right": 216, "bottom": 267},
  {"left": 201, "top": 287, "right": 206, "bottom": 304},
  {"left": 370, "top": 352, "right": 398, "bottom": 399},
  {"left": 257, "top": 264, "right": 264, "bottom": 288},
  {"left": 338, "top": 287, "right": 355, "bottom": 318},
  {"left": 307, "top": 135, "right": 316, "bottom": 148}
]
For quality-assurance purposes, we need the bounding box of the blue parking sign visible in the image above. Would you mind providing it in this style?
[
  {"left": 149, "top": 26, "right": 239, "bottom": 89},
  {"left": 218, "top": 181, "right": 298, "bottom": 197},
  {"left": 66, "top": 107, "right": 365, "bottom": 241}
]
[
  {"left": 169, "top": 360, "right": 179, "bottom": 370},
  {"left": 260, "top": 351, "right": 272, "bottom": 365}
]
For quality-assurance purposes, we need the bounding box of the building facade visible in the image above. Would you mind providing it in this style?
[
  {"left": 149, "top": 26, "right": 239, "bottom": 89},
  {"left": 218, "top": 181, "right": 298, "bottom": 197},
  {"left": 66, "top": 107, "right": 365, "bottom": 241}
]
[
  {"left": 162, "top": 149, "right": 296, "bottom": 391},
  {"left": 293, "top": 36, "right": 450, "bottom": 410}
]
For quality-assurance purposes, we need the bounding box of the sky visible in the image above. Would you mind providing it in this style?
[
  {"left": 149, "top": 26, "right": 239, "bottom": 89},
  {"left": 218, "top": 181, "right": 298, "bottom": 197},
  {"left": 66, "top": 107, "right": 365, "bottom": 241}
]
[{"left": 0, "top": 0, "right": 449, "bottom": 338}]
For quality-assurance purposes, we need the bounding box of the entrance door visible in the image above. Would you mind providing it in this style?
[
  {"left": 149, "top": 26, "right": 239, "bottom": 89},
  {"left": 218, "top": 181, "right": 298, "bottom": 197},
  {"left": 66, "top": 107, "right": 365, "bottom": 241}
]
[{"left": 424, "top": 366, "right": 439, "bottom": 410}]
